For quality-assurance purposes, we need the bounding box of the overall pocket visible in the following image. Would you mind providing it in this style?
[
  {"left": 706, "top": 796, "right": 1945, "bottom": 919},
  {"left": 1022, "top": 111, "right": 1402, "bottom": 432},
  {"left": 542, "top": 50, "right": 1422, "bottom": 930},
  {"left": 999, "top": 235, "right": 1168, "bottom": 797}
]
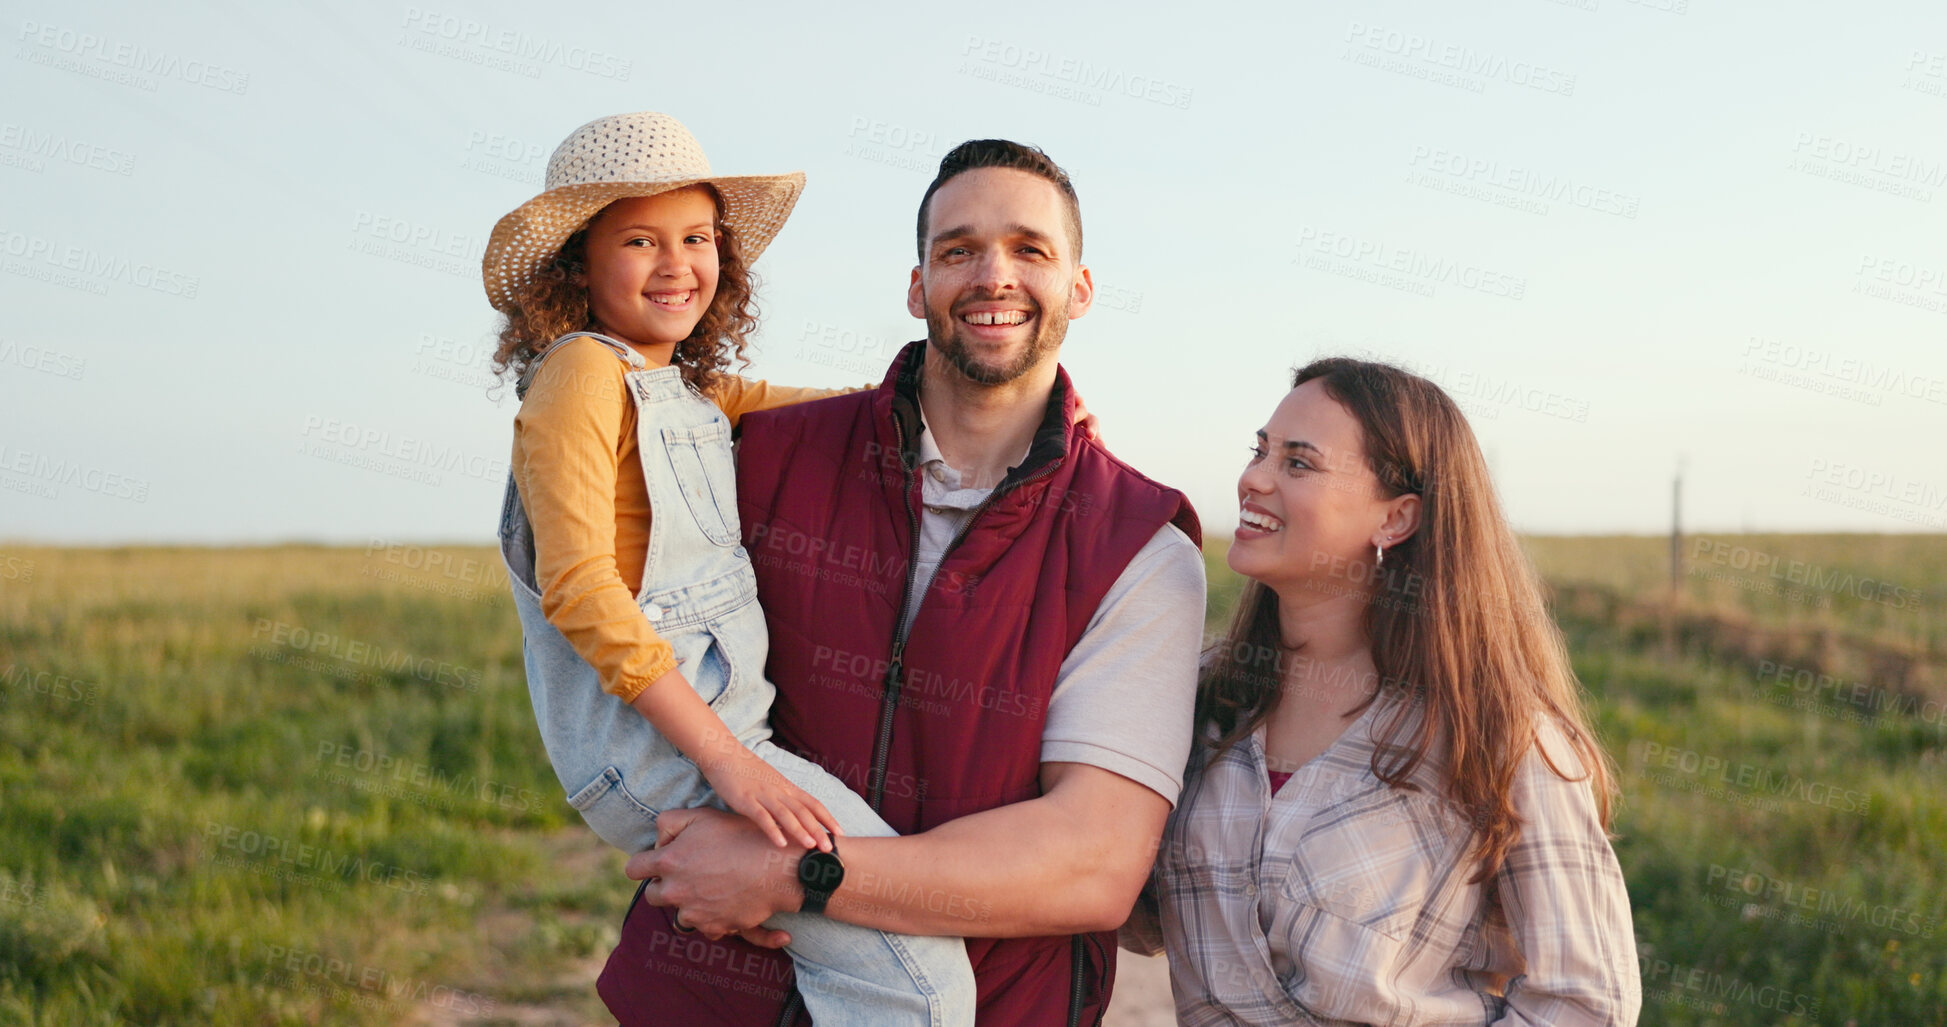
[
  {"left": 568, "top": 766, "right": 662, "bottom": 854},
  {"left": 658, "top": 620, "right": 739, "bottom": 712},
  {"left": 660, "top": 421, "right": 740, "bottom": 548}
]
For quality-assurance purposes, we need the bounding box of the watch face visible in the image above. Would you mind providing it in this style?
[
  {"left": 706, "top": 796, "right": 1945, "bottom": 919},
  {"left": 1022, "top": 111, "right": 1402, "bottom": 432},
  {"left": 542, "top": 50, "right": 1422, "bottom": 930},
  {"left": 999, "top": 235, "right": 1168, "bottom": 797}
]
[{"left": 799, "top": 850, "right": 844, "bottom": 892}]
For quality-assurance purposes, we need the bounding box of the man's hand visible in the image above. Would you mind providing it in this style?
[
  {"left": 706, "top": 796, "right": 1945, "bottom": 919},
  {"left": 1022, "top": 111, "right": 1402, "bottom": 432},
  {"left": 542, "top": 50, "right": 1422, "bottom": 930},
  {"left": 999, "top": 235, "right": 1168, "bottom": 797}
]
[{"left": 627, "top": 807, "right": 804, "bottom": 944}]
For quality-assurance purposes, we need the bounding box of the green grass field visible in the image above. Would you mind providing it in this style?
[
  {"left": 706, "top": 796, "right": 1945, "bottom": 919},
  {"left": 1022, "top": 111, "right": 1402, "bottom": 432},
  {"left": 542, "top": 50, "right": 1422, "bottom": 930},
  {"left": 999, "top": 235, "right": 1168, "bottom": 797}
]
[
  {"left": 2, "top": 536, "right": 1943, "bottom": 1024},
  {"left": 1522, "top": 533, "right": 1945, "bottom": 655}
]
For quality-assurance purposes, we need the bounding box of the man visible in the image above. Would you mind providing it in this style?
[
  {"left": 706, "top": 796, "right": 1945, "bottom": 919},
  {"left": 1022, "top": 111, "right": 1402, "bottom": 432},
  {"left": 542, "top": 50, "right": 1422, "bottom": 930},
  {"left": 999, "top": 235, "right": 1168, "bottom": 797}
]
[{"left": 596, "top": 140, "right": 1205, "bottom": 1026}]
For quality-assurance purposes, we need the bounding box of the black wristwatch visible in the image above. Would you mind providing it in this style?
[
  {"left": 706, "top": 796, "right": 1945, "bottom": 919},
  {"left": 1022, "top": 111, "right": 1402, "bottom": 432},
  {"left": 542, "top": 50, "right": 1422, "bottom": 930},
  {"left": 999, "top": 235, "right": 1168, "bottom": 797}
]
[{"left": 796, "top": 835, "right": 844, "bottom": 915}]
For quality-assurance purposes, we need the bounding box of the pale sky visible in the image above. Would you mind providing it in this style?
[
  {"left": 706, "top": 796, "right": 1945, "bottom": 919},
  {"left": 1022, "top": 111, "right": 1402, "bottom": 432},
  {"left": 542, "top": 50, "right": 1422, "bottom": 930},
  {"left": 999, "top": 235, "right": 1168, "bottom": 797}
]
[{"left": 2, "top": 0, "right": 1943, "bottom": 543}]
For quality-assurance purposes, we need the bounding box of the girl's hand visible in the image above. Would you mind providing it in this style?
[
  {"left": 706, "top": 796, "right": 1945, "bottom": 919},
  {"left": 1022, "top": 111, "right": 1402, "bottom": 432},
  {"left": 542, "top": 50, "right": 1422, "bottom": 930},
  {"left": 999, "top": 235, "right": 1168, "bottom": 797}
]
[
  {"left": 1071, "top": 391, "right": 1101, "bottom": 441},
  {"left": 696, "top": 737, "right": 842, "bottom": 850}
]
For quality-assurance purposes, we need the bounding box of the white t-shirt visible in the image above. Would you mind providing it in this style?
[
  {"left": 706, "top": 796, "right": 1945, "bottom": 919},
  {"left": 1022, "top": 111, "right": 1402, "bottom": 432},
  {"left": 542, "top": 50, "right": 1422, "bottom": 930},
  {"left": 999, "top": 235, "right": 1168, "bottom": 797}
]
[{"left": 901, "top": 421, "right": 1206, "bottom": 806}]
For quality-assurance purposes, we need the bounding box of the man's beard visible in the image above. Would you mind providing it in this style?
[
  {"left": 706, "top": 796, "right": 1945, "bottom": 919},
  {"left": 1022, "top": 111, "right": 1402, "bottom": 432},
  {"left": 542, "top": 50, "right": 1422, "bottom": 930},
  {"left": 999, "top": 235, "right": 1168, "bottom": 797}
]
[{"left": 923, "top": 292, "right": 1068, "bottom": 386}]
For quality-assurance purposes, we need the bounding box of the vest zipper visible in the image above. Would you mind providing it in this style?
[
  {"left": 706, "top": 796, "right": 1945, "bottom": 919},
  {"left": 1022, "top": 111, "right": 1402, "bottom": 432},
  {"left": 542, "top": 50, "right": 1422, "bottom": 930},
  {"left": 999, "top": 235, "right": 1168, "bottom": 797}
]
[
  {"left": 867, "top": 416, "right": 1060, "bottom": 812},
  {"left": 1068, "top": 934, "right": 1087, "bottom": 1027},
  {"left": 795, "top": 408, "right": 1063, "bottom": 1027}
]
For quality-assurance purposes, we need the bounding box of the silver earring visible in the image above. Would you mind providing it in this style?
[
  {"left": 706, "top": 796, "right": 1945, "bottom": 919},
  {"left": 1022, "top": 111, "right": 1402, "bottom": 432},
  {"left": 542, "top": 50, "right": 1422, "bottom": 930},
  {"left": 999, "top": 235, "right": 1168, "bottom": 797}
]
[{"left": 1374, "top": 542, "right": 1384, "bottom": 568}]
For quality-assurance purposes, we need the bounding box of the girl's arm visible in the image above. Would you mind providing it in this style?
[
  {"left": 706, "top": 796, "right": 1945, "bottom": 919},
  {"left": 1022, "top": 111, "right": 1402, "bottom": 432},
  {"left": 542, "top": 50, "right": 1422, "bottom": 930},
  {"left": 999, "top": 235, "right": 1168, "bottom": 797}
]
[
  {"left": 712, "top": 375, "right": 1101, "bottom": 438},
  {"left": 1491, "top": 726, "right": 1643, "bottom": 1026},
  {"left": 513, "top": 339, "right": 680, "bottom": 704},
  {"left": 707, "top": 375, "right": 873, "bottom": 429},
  {"left": 627, "top": 665, "right": 838, "bottom": 850}
]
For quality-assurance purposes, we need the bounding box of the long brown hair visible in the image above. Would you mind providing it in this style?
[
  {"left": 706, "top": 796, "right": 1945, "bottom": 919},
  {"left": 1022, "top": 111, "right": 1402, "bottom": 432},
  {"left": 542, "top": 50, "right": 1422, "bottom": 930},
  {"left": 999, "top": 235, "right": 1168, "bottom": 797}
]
[
  {"left": 1196, "top": 357, "right": 1616, "bottom": 882},
  {"left": 490, "top": 186, "right": 759, "bottom": 394}
]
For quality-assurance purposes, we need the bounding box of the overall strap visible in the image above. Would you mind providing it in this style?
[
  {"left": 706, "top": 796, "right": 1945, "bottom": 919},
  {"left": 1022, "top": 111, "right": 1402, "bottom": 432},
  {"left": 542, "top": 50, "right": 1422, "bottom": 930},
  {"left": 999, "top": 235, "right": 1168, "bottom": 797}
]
[{"left": 515, "top": 331, "right": 645, "bottom": 400}]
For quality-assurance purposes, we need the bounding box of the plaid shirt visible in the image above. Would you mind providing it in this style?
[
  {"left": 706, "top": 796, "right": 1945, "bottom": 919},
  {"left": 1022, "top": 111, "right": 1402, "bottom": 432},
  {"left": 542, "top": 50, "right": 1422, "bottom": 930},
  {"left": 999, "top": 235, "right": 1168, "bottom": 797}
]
[{"left": 1124, "top": 696, "right": 1641, "bottom": 1025}]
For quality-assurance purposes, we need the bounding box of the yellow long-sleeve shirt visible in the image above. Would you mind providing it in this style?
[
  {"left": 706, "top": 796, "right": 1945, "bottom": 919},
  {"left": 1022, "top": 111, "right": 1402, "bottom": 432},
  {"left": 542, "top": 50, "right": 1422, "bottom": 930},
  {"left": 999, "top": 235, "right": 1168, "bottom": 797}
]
[{"left": 510, "top": 336, "right": 859, "bottom": 702}]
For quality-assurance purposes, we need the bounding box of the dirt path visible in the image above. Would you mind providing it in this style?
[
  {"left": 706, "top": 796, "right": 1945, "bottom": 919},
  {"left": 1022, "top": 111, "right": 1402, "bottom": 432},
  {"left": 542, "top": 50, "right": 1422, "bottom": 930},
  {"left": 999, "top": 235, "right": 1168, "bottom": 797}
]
[
  {"left": 409, "top": 829, "right": 1180, "bottom": 1026},
  {"left": 1105, "top": 952, "right": 1177, "bottom": 1026}
]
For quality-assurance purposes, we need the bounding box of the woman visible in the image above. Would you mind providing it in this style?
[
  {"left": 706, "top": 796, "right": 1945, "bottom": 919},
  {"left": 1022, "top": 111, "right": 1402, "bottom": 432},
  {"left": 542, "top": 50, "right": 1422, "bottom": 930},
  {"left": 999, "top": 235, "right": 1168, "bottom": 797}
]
[{"left": 1125, "top": 358, "right": 1640, "bottom": 1025}]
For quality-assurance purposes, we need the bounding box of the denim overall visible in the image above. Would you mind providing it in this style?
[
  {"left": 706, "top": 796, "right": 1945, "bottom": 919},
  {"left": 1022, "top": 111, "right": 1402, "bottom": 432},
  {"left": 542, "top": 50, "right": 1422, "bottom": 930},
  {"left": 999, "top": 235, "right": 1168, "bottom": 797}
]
[{"left": 498, "top": 332, "right": 972, "bottom": 1027}]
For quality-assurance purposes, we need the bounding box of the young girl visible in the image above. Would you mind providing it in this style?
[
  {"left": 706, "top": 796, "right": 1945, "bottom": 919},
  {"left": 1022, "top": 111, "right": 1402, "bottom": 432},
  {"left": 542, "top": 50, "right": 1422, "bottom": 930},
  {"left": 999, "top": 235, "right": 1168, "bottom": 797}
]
[
  {"left": 1124, "top": 358, "right": 1640, "bottom": 1025},
  {"left": 486, "top": 111, "right": 974, "bottom": 1027}
]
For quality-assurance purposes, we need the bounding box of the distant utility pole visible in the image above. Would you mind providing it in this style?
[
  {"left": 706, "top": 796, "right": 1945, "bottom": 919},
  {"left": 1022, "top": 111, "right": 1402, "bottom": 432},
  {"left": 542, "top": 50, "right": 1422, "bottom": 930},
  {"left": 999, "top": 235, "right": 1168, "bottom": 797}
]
[
  {"left": 1664, "top": 462, "right": 1683, "bottom": 660},
  {"left": 1669, "top": 467, "right": 1683, "bottom": 603}
]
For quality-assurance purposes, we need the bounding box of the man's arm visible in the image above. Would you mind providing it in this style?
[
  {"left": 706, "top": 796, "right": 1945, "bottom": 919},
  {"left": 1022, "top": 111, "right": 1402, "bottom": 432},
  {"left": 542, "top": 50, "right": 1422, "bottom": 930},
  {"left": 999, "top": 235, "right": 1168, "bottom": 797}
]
[
  {"left": 634, "top": 761, "right": 1167, "bottom": 940},
  {"left": 632, "top": 522, "right": 1204, "bottom": 940}
]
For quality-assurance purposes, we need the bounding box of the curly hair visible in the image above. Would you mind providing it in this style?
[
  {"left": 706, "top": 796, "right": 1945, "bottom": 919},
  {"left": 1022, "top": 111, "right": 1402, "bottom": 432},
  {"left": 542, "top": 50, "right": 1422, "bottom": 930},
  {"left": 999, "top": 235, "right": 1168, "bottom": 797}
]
[{"left": 490, "top": 186, "right": 759, "bottom": 395}]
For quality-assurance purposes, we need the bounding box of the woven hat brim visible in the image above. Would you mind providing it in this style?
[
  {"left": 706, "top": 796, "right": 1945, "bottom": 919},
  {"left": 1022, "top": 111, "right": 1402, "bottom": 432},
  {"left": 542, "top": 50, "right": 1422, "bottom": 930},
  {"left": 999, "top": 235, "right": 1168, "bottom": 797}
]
[{"left": 481, "top": 172, "right": 805, "bottom": 314}]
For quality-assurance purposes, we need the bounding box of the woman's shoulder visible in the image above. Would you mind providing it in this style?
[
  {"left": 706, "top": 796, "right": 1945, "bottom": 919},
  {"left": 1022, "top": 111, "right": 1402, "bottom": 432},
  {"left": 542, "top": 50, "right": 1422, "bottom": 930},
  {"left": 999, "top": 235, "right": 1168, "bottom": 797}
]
[
  {"left": 1505, "top": 717, "right": 1607, "bottom": 834},
  {"left": 1521, "top": 717, "right": 1596, "bottom": 782}
]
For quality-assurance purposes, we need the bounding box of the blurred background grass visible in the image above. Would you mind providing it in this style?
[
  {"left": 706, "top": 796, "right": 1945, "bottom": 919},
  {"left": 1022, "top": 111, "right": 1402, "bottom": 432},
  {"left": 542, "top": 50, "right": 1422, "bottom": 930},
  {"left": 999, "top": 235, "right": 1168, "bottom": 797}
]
[{"left": 1, "top": 536, "right": 1942, "bottom": 1024}]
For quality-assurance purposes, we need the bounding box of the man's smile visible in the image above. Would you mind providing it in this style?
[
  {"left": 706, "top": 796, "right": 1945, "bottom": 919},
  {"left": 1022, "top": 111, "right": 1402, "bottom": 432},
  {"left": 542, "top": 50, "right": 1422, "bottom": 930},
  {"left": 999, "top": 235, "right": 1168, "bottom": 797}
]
[{"left": 960, "top": 309, "right": 1030, "bottom": 326}]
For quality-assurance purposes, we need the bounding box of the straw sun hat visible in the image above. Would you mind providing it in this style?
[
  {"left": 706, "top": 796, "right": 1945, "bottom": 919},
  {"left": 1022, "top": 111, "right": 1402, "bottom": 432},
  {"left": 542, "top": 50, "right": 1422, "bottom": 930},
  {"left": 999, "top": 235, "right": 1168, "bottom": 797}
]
[{"left": 481, "top": 111, "right": 805, "bottom": 314}]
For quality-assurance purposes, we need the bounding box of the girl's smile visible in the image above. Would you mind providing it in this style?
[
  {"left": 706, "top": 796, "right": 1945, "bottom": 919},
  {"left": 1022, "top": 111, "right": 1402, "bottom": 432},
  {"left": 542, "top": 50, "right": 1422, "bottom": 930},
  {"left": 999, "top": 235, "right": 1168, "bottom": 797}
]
[{"left": 580, "top": 187, "right": 721, "bottom": 358}]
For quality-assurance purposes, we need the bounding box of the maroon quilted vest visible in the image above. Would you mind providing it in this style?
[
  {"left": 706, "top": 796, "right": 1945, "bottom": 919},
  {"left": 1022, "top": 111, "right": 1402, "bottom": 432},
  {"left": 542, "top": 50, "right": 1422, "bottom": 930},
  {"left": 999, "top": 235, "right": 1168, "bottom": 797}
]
[{"left": 599, "top": 340, "right": 1200, "bottom": 1026}]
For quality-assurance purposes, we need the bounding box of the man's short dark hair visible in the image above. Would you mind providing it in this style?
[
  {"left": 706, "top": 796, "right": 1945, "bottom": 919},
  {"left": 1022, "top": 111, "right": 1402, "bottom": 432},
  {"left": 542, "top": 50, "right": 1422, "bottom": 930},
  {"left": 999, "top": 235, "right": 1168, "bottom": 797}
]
[{"left": 915, "top": 139, "right": 1082, "bottom": 264}]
